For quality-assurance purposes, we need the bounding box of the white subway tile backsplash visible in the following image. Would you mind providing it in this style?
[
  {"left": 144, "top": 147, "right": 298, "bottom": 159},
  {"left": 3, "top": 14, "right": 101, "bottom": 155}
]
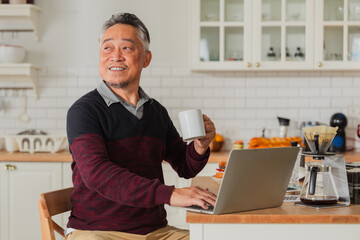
[
  {"left": 140, "top": 77, "right": 161, "bottom": 87},
  {"left": 0, "top": 65, "right": 360, "bottom": 147},
  {"left": 151, "top": 88, "right": 172, "bottom": 98},
  {"left": 193, "top": 88, "right": 214, "bottom": 98},
  {"left": 150, "top": 66, "right": 172, "bottom": 76},
  {"left": 204, "top": 98, "right": 225, "bottom": 108},
  {"left": 172, "top": 88, "right": 192, "bottom": 97},
  {"left": 161, "top": 77, "right": 182, "bottom": 87},
  {"left": 331, "top": 98, "right": 353, "bottom": 108},
  {"left": 246, "top": 78, "right": 267, "bottom": 87},
  {"left": 224, "top": 98, "right": 246, "bottom": 108},
  {"left": 332, "top": 77, "right": 353, "bottom": 86},
  {"left": 224, "top": 78, "right": 246, "bottom": 87},
  {"left": 310, "top": 98, "right": 331, "bottom": 108},
  {"left": 267, "top": 98, "right": 289, "bottom": 108},
  {"left": 256, "top": 88, "right": 278, "bottom": 97},
  {"left": 203, "top": 77, "right": 225, "bottom": 87},
  {"left": 182, "top": 99, "right": 203, "bottom": 108},
  {"left": 299, "top": 87, "right": 320, "bottom": 97},
  {"left": 320, "top": 87, "right": 343, "bottom": 97},
  {"left": 342, "top": 87, "right": 360, "bottom": 97},
  {"left": 214, "top": 88, "right": 235, "bottom": 97},
  {"left": 246, "top": 98, "right": 268, "bottom": 108},
  {"left": 182, "top": 77, "right": 203, "bottom": 87}
]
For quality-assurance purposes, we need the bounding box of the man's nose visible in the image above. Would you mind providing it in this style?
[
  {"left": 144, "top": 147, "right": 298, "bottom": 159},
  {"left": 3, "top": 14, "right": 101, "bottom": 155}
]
[{"left": 110, "top": 49, "right": 125, "bottom": 61}]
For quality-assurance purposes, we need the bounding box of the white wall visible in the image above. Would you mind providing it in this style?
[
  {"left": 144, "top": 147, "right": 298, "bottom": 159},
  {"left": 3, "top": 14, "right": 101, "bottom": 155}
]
[{"left": 0, "top": 0, "right": 359, "bottom": 151}]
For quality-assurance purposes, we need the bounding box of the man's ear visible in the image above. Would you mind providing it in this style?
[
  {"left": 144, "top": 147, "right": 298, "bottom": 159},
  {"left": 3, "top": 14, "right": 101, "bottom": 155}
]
[{"left": 143, "top": 50, "right": 152, "bottom": 68}]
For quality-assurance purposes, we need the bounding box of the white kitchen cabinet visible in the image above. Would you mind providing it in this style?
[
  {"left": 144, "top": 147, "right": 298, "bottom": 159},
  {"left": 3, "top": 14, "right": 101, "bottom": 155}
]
[
  {"left": 0, "top": 63, "right": 41, "bottom": 99},
  {"left": 0, "top": 162, "right": 62, "bottom": 240},
  {"left": 192, "top": 0, "right": 360, "bottom": 71},
  {"left": 0, "top": 4, "right": 42, "bottom": 98},
  {"left": 314, "top": 0, "right": 360, "bottom": 70},
  {"left": 0, "top": 4, "right": 42, "bottom": 41},
  {"left": 192, "top": 0, "right": 314, "bottom": 71},
  {"left": 163, "top": 162, "right": 218, "bottom": 229}
]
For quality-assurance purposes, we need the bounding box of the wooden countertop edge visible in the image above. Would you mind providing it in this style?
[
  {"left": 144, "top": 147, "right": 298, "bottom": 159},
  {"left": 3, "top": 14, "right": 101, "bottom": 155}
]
[
  {"left": 186, "top": 203, "right": 360, "bottom": 224},
  {"left": 0, "top": 150, "right": 72, "bottom": 162},
  {"left": 186, "top": 214, "right": 360, "bottom": 224},
  {"left": 208, "top": 150, "right": 360, "bottom": 163},
  {"left": 1, "top": 149, "right": 359, "bottom": 163}
]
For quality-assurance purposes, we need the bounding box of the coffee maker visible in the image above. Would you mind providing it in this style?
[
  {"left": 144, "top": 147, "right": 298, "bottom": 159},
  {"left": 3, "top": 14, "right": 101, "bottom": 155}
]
[{"left": 297, "top": 125, "right": 350, "bottom": 208}]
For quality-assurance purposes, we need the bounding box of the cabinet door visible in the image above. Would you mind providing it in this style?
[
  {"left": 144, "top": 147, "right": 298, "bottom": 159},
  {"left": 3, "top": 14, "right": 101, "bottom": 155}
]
[
  {"left": 315, "top": 0, "right": 360, "bottom": 70},
  {"left": 192, "top": 0, "right": 253, "bottom": 70},
  {"left": 0, "top": 162, "right": 62, "bottom": 240},
  {"left": 252, "top": 0, "right": 314, "bottom": 70}
]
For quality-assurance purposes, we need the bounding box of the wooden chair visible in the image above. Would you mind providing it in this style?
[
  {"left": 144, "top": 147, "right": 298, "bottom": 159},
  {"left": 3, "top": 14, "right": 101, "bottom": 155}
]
[{"left": 38, "top": 187, "right": 74, "bottom": 240}]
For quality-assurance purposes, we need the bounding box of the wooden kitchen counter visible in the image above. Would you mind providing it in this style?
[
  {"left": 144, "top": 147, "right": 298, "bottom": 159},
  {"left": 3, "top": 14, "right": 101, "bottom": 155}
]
[
  {"left": 0, "top": 150, "right": 72, "bottom": 162},
  {"left": 209, "top": 150, "right": 360, "bottom": 163},
  {"left": 187, "top": 203, "right": 360, "bottom": 224}
]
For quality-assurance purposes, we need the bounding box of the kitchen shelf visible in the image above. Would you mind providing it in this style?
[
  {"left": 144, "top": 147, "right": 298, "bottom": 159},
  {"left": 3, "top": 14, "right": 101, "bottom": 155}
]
[
  {"left": 0, "top": 4, "right": 42, "bottom": 41},
  {"left": 0, "top": 63, "right": 41, "bottom": 99}
]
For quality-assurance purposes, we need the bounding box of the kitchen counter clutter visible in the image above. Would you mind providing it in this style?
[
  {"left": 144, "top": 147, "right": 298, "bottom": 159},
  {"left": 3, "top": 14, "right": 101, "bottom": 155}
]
[
  {"left": 0, "top": 149, "right": 71, "bottom": 162},
  {"left": 208, "top": 150, "right": 360, "bottom": 163},
  {"left": 1, "top": 149, "right": 360, "bottom": 163}
]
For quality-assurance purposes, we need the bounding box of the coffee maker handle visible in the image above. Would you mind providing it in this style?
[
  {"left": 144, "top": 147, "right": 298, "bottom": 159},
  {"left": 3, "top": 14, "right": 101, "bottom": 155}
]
[
  {"left": 314, "top": 134, "right": 319, "bottom": 154},
  {"left": 309, "top": 166, "right": 318, "bottom": 195}
]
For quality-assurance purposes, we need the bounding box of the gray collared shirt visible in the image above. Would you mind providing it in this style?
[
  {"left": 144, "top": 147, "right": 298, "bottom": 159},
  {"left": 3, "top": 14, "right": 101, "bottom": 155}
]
[{"left": 96, "top": 80, "right": 151, "bottom": 119}]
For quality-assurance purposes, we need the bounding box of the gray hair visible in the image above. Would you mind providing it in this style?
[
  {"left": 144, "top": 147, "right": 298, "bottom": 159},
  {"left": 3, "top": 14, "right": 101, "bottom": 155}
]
[{"left": 101, "top": 13, "right": 150, "bottom": 51}]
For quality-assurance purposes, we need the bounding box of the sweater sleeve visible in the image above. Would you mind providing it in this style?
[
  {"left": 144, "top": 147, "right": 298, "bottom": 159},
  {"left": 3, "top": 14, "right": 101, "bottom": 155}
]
[
  {"left": 163, "top": 110, "right": 210, "bottom": 178},
  {"left": 67, "top": 103, "right": 174, "bottom": 207}
]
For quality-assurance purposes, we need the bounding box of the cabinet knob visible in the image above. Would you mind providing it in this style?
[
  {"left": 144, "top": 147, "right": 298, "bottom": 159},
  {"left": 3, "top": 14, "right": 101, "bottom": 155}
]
[
  {"left": 247, "top": 62, "right": 252, "bottom": 68},
  {"left": 318, "top": 62, "right": 323, "bottom": 67},
  {"left": 4, "top": 164, "right": 17, "bottom": 170},
  {"left": 255, "top": 62, "right": 260, "bottom": 67}
]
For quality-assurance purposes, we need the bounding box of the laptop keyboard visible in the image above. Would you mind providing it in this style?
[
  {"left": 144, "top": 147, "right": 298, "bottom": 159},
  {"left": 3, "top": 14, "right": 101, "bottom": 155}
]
[{"left": 188, "top": 205, "right": 214, "bottom": 211}]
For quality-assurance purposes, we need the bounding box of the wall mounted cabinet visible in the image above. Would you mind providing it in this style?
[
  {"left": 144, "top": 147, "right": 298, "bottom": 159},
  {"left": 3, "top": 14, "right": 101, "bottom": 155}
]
[
  {"left": 192, "top": 0, "right": 360, "bottom": 71},
  {"left": 0, "top": 4, "right": 42, "bottom": 41},
  {"left": 0, "top": 4, "right": 42, "bottom": 98},
  {"left": 0, "top": 64, "right": 41, "bottom": 99}
]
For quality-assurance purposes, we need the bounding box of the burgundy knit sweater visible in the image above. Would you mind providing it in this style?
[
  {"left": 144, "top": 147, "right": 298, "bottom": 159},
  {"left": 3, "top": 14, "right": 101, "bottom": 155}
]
[{"left": 66, "top": 89, "right": 209, "bottom": 234}]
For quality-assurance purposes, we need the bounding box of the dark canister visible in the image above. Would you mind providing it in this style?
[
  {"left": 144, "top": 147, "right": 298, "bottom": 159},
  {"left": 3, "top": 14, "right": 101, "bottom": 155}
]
[{"left": 346, "top": 162, "right": 360, "bottom": 204}]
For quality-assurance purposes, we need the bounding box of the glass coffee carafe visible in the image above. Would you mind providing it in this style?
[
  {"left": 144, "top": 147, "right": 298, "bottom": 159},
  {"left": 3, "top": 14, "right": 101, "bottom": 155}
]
[{"left": 300, "top": 162, "right": 338, "bottom": 205}]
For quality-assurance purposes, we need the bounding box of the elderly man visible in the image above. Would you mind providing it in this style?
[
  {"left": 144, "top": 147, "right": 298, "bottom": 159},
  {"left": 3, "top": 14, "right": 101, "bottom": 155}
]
[{"left": 65, "top": 13, "right": 216, "bottom": 240}]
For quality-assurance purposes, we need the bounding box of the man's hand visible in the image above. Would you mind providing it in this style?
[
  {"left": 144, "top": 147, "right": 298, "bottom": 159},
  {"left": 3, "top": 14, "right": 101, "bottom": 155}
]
[
  {"left": 169, "top": 186, "right": 217, "bottom": 209},
  {"left": 194, "top": 114, "right": 216, "bottom": 155}
]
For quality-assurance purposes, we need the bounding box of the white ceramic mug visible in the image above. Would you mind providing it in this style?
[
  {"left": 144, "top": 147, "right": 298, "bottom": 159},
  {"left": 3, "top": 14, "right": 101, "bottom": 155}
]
[{"left": 178, "top": 109, "right": 206, "bottom": 141}]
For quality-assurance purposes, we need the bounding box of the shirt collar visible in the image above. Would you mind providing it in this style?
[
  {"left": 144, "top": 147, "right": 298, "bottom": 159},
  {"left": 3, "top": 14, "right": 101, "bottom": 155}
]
[{"left": 96, "top": 80, "right": 151, "bottom": 107}]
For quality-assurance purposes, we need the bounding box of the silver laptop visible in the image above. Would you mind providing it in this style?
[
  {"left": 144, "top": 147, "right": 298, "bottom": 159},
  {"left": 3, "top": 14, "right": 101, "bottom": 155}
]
[{"left": 185, "top": 147, "right": 299, "bottom": 214}]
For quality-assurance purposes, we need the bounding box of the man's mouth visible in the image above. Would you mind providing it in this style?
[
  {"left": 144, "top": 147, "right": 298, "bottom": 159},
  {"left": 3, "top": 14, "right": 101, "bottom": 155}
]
[{"left": 109, "top": 66, "right": 126, "bottom": 71}]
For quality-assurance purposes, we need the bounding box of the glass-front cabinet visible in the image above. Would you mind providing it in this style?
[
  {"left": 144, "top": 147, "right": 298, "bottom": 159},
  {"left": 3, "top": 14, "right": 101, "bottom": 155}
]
[
  {"left": 315, "top": 0, "right": 360, "bottom": 69},
  {"left": 192, "top": 0, "right": 360, "bottom": 71},
  {"left": 192, "top": 0, "right": 314, "bottom": 70},
  {"left": 193, "top": 0, "right": 251, "bottom": 70}
]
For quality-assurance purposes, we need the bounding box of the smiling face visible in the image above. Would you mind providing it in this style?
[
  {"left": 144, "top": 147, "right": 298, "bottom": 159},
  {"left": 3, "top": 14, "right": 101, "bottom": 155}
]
[{"left": 99, "top": 24, "right": 151, "bottom": 89}]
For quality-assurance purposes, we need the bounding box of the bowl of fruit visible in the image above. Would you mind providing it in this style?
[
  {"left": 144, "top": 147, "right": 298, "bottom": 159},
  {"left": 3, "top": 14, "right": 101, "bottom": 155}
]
[{"left": 209, "top": 134, "right": 224, "bottom": 152}]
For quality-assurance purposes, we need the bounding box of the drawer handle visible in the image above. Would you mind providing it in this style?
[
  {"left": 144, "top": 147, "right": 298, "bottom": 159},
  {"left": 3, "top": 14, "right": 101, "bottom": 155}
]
[
  {"left": 318, "top": 61, "right": 323, "bottom": 67},
  {"left": 4, "top": 164, "right": 17, "bottom": 170},
  {"left": 255, "top": 62, "right": 260, "bottom": 67}
]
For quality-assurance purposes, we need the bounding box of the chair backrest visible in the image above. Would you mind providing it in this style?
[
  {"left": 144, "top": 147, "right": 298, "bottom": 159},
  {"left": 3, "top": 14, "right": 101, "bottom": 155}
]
[{"left": 38, "top": 187, "right": 74, "bottom": 240}]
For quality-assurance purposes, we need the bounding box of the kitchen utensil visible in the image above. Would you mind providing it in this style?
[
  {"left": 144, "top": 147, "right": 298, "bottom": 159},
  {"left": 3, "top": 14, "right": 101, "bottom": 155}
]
[
  {"left": 0, "top": 44, "right": 26, "bottom": 63},
  {"left": 18, "top": 91, "right": 30, "bottom": 123},
  {"left": 299, "top": 126, "right": 350, "bottom": 208},
  {"left": 278, "top": 117, "right": 290, "bottom": 138},
  {"left": 329, "top": 113, "right": 347, "bottom": 153},
  {"left": 4, "top": 134, "right": 68, "bottom": 153},
  {"left": 302, "top": 125, "right": 338, "bottom": 155},
  {"left": 300, "top": 162, "right": 338, "bottom": 205}
]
